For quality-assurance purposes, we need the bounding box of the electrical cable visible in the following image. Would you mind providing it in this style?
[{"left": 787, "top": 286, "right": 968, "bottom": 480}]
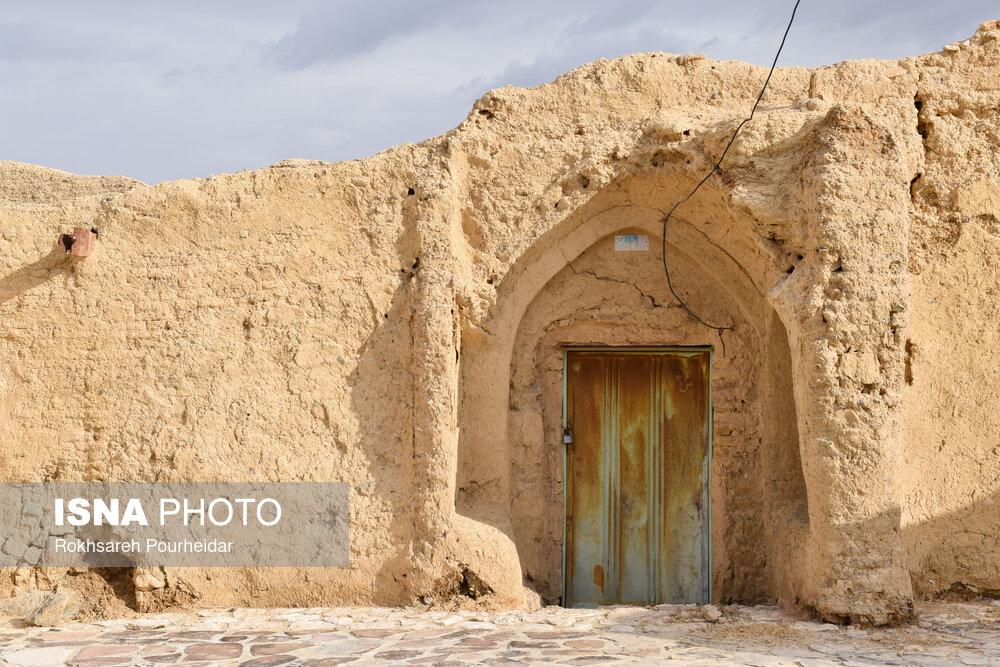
[{"left": 661, "top": 0, "right": 802, "bottom": 332}]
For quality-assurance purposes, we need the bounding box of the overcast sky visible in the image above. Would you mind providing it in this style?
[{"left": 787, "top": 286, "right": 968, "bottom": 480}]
[{"left": 2, "top": 1, "right": 994, "bottom": 184}]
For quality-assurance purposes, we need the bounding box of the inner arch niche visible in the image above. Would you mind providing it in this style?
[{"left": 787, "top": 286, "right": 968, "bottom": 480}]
[{"left": 456, "top": 187, "right": 808, "bottom": 606}]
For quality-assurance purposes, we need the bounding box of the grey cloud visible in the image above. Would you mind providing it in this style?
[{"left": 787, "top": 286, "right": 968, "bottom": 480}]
[
  {"left": 456, "top": 26, "right": 699, "bottom": 98},
  {"left": 562, "top": 0, "right": 658, "bottom": 37},
  {"left": 262, "top": 1, "right": 459, "bottom": 69}
]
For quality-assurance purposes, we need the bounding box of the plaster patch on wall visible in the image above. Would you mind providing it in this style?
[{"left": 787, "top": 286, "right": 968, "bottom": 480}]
[{"left": 614, "top": 234, "right": 649, "bottom": 251}]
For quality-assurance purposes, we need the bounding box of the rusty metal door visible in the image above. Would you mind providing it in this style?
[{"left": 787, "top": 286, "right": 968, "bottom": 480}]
[{"left": 563, "top": 348, "right": 711, "bottom": 607}]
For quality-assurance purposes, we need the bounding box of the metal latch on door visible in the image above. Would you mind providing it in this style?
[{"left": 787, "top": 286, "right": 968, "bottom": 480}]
[{"left": 563, "top": 427, "right": 574, "bottom": 453}]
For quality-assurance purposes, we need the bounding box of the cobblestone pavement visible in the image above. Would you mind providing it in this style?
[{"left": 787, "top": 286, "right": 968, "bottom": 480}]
[{"left": 2, "top": 601, "right": 1000, "bottom": 665}]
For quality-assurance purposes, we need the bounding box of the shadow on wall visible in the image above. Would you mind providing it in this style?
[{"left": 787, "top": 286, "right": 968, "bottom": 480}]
[
  {"left": 904, "top": 490, "right": 1000, "bottom": 600},
  {"left": 348, "top": 257, "right": 420, "bottom": 604},
  {"left": 0, "top": 248, "right": 76, "bottom": 305},
  {"left": 0, "top": 247, "right": 78, "bottom": 477}
]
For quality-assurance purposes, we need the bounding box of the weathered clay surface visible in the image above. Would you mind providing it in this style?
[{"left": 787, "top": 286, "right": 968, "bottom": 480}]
[{"left": 1, "top": 21, "right": 999, "bottom": 626}]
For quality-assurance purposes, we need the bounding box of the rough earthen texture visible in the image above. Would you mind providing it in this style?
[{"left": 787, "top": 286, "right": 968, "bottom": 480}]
[{"left": 1, "top": 21, "right": 998, "bottom": 626}]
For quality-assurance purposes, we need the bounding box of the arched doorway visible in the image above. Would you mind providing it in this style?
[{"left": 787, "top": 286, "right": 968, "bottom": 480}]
[{"left": 456, "top": 182, "right": 809, "bottom": 606}]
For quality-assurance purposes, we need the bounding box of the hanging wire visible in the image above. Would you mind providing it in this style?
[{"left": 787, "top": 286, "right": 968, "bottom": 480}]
[{"left": 661, "top": 0, "right": 802, "bottom": 332}]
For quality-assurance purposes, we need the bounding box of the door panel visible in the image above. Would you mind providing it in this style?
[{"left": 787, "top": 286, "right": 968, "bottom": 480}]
[
  {"left": 566, "top": 353, "right": 608, "bottom": 605},
  {"left": 617, "top": 354, "right": 651, "bottom": 604},
  {"left": 660, "top": 353, "right": 711, "bottom": 603},
  {"left": 564, "top": 348, "right": 711, "bottom": 607}
]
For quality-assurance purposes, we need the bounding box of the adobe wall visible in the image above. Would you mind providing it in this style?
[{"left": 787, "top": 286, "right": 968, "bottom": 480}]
[
  {"left": 1, "top": 20, "right": 998, "bottom": 626},
  {"left": 900, "top": 25, "right": 1000, "bottom": 598}
]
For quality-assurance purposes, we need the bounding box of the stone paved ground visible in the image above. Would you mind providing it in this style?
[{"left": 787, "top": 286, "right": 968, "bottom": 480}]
[{"left": 2, "top": 601, "right": 1000, "bottom": 665}]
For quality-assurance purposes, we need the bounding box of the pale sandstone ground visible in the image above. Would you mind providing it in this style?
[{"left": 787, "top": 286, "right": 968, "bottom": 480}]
[
  {"left": 3, "top": 601, "right": 1000, "bottom": 665},
  {"left": 1, "top": 20, "right": 999, "bottom": 627}
]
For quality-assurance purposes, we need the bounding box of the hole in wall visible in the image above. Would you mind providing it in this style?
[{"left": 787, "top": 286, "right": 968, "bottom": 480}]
[
  {"left": 910, "top": 173, "right": 922, "bottom": 202},
  {"left": 904, "top": 340, "right": 915, "bottom": 385},
  {"left": 914, "top": 96, "right": 929, "bottom": 140}
]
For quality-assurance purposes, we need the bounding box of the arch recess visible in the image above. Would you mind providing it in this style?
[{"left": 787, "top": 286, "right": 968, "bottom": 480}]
[{"left": 456, "top": 179, "right": 809, "bottom": 605}]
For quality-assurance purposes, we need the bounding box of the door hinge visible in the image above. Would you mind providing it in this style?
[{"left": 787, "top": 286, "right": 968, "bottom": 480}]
[{"left": 563, "top": 426, "right": 574, "bottom": 453}]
